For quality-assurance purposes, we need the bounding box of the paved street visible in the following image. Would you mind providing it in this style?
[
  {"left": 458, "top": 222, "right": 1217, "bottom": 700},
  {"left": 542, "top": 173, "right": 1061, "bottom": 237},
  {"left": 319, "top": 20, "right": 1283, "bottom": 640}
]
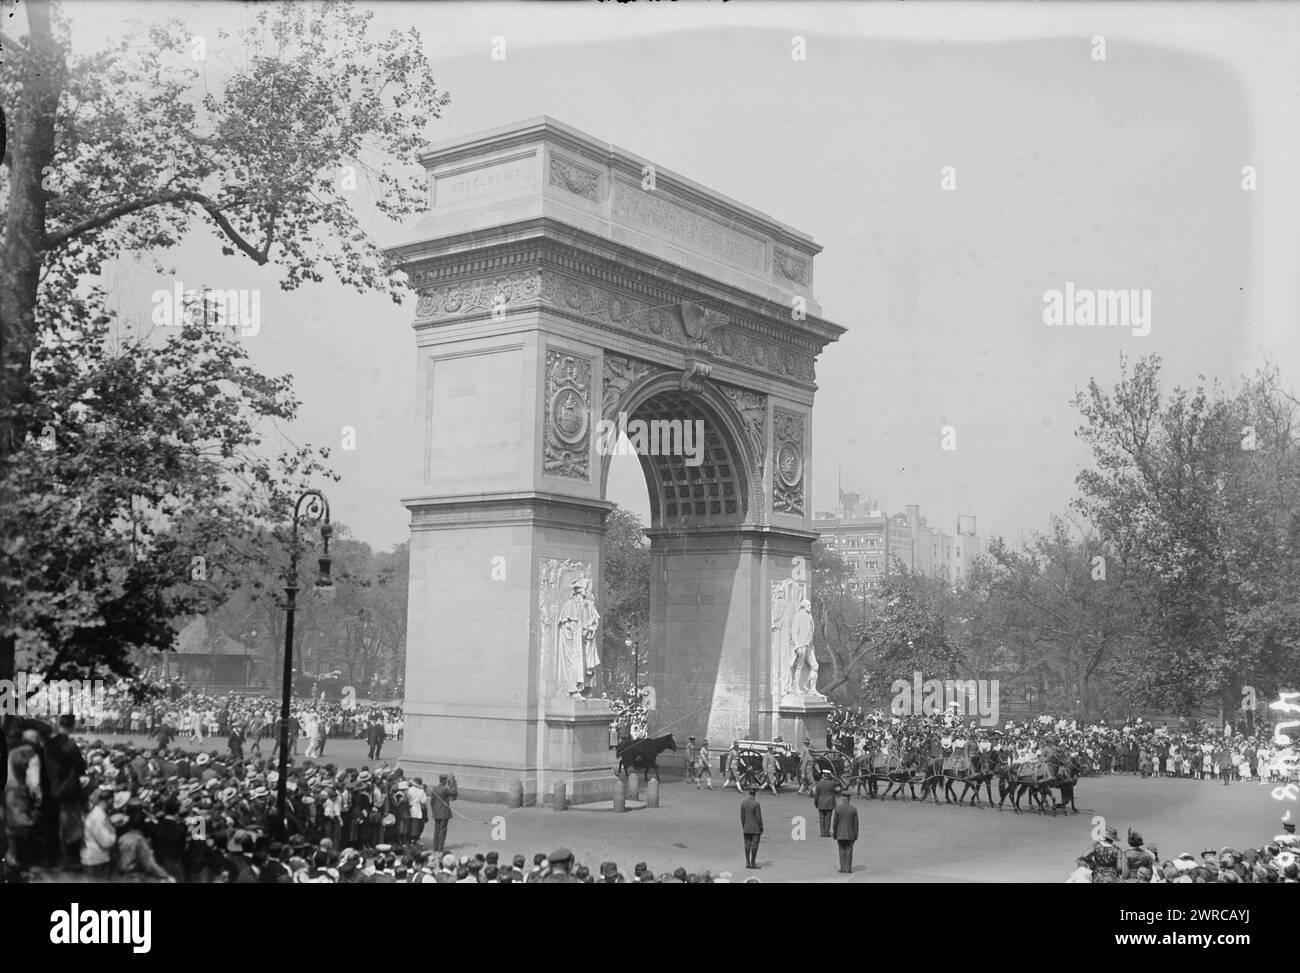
[{"left": 84, "top": 733, "right": 1288, "bottom": 882}]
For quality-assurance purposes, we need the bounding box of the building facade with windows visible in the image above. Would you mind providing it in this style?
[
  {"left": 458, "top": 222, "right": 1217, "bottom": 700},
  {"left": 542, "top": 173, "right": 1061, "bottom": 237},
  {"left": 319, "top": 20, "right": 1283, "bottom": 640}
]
[{"left": 814, "top": 492, "right": 981, "bottom": 589}]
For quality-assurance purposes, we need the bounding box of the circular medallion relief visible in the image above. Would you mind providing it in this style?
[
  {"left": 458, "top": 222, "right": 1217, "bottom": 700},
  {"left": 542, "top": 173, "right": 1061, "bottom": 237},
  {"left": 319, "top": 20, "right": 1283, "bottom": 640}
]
[
  {"left": 776, "top": 441, "right": 803, "bottom": 487},
  {"left": 551, "top": 388, "right": 589, "bottom": 445}
]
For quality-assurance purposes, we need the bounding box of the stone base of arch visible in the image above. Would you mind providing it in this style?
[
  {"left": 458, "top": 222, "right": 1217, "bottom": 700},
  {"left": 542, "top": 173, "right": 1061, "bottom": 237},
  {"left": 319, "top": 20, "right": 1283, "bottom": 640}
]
[
  {"left": 398, "top": 492, "right": 623, "bottom": 805},
  {"left": 646, "top": 525, "right": 816, "bottom": 753}
]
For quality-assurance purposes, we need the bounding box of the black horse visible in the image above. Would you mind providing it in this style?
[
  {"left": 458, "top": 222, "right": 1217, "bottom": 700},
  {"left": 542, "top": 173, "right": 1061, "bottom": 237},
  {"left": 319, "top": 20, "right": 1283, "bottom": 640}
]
[
  {"left": 869, "top": 747, "right": 925, "bottom": 800},
  {"left": 999, "top": 758, "right": 1059, "bottom": 815},
  {"left": 953, "top": 748, "right": 1004, "bottom": 806},
  {"left": 1044, "top": 751, "right": 1086, "bottom": 814},
  {"left": 615, "top": 733, "right": 677, "bottom": 780}
]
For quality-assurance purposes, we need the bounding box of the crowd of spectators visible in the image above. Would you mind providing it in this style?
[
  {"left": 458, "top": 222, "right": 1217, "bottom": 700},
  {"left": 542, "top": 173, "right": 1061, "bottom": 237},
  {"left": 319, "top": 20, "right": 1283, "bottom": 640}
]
[
  {"left": 1069, "top": 821, "right": 1299, "bottom": 883},
  {"left": 82, "top": 671, "right": 404, "bottom": 747},
  {"left": 825, "top": 706, "right": 1298, "bottom": 784}
]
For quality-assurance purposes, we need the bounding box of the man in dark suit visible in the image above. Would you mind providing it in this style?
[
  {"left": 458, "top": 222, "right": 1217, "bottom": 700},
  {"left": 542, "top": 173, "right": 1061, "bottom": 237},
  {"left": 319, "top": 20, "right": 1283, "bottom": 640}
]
[
  {"left": 428, "top": 774, "right": 454, "bottom": 851},
  {"left": 366, "top": 718, "right": 386, "bottom": 760},
  {"left": 43, "top": 714, "right": 87, "bottom": 869},
  {"left": 812, "top": 770, "right": 838, "bottom": 837},
  {"left": 831, "top": 791, "right": 859, "bottom": 873},
  {"left": 740, "top": 788, "right": 764, "bottom": 869},
  {"left": 152, "top": 799, "right": 188, "bottom": 881}
]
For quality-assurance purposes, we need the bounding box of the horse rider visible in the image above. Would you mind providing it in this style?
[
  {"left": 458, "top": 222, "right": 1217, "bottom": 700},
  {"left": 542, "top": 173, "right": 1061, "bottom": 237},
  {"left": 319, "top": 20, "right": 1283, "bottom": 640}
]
[{"left": 1040, "top": 734, "right": 1063, "bottom": 778}]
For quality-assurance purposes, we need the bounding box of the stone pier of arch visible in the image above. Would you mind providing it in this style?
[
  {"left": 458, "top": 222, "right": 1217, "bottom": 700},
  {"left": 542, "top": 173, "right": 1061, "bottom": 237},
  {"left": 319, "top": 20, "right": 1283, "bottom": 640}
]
[{"left": 387, "top": 117, "right": 845, "bottom": 802}]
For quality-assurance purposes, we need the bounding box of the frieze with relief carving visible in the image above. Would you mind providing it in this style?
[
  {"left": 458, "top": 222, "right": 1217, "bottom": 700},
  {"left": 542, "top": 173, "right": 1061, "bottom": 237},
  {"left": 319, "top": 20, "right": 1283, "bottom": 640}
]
[
  {"left": 414, "top": 271, "right": 541, "bottom": 322},
  {"left": 773, "top": 249, "right": 810, "bottom": 286},
  {"left": 772, "top": 407, "right": 805, "bottom": 516},
  {"left": 412, "top": 269, "right": 816, "bottom": 384},
  {"left": 548, "top": 157, "right": 601, "bottom": 201},
  {"left": 537, "top": 275, "right": 816, "bottom": 384},
  {"left": 544, "top": 350, "right": 592, "bottom": 481}
]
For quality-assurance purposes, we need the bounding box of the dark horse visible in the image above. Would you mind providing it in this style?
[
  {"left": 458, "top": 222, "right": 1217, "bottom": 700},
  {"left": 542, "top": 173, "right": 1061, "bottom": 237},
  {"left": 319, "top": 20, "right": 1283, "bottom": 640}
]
[
  {"left": 869, "top": 747, "right": 925, "bottom": 800},
  {"left": 615, "top": 733, "right": 677, "bottom": 780},
  {"left": 950, "top": 748, "right": 1005, "bottom": 806},
  {"left": 931, "top": 747, "right": 1000, "bottom": 806},
  {"left": 998, "top": 757, "right": 1059, "bottom": 815},
  {"left": 1044, "top": 751, "right": 1086, "bottom": 814}
]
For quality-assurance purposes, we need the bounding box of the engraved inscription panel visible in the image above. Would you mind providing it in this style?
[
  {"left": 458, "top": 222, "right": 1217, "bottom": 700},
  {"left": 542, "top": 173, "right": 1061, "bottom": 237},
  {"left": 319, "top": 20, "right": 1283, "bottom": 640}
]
[
  {"left": 435, "top": 157, "right": 538, "bottom": 206},
  {"left": 611, "top": 181, "right": 767, "bottom": 272}
]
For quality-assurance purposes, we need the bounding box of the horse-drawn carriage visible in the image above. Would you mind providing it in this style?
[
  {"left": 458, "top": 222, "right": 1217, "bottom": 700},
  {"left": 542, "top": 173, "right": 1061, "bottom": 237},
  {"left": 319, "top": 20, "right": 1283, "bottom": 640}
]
[
  {"left": 810, "top": 747, "right": 856, "bottom": 788},
  {"left": 729, "top": 739, "right": 797, "bottom": 790},
  {"left": 727, "top": 741, "right": 857, "bottom": 791}
]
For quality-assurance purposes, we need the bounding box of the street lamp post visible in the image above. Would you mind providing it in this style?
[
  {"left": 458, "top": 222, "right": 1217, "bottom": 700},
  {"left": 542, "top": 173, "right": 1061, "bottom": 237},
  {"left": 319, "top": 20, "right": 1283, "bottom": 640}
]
[{"left": 275, "top": 490, "right": 333, "bottom": 839}]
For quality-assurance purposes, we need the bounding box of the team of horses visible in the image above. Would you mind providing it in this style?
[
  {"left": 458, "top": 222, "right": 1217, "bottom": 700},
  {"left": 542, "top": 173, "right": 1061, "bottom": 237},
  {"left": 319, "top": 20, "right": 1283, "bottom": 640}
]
[
  {"left": 610, "top": 732, "right": 1085, "bottom": 816},
  {"left": 847, "top": 742, "right": 1088, "bottom": 815}
]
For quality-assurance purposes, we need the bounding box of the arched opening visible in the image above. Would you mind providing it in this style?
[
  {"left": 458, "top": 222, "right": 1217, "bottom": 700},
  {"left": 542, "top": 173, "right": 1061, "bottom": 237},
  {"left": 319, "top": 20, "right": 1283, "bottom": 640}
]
[{"left": 600, "top": 379, "right": 757, "bottom": 530}]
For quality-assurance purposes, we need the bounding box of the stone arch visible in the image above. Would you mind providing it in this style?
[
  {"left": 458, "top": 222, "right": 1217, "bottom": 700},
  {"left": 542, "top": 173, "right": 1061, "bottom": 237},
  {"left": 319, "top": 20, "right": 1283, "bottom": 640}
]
[
  {"left": 392, "top": 117, "right": 845, "bottom": 803},
  {"left": 598, "top": 371, "right": 765, "bottom": 530}
]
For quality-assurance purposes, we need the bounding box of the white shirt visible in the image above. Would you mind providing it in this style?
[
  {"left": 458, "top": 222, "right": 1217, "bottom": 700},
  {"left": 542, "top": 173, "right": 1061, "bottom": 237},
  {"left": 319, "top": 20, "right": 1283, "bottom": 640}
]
[
  {"left": 81, "top": 806, "right": 117, "bottom": 867},
  {"left": 407, "top": 787, "right": 428, "bottom": 819}
]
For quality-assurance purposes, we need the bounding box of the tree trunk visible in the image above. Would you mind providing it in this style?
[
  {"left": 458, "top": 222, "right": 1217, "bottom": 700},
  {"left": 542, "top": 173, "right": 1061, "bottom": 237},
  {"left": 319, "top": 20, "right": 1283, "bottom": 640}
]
[{"left": 0, "top": 1, "right": 66, "bottom": 684}]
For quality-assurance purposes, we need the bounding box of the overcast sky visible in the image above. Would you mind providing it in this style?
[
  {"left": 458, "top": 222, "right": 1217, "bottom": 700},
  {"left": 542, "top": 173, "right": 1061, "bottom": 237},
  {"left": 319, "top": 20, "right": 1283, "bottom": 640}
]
[{"left": 53, "top": 1, "right": 1300, "bottom": 550}]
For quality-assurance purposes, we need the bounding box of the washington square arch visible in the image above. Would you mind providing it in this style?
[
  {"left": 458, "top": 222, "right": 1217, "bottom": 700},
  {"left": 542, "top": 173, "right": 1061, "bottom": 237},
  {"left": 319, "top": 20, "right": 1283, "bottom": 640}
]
[{"left": 388, "top": 118, "right": 845, "bottom": 802}]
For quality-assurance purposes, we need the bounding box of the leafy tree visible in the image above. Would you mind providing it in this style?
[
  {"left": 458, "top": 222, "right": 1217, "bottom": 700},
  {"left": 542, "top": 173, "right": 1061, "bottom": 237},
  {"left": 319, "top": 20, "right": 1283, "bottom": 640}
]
[
  {"left": 809, "top": 539, "right": 867, "bottom": 702},
  {"left": 599, "top": 506, "right": 649, "bottom": 693},
  {"left": 0, "top": 0, "right": 451, "bottom": 680},
  {"left": 1072, "top": 355, "right": 1300, "bottom": 712},
  {"left": 203, "top": 530, "right": 408, "bottom": 694},
  {"left": 1, "top": 308, "right": 330, "bottom": 681},
  {"left": 978, "top": 523, "right": 1144, "bottom": 719},
  {"left": 811, "top": 545, "right": 964, "bottom": 704},
  {"left": 853, "top": 569, "right": 965, "bottom": 704}
]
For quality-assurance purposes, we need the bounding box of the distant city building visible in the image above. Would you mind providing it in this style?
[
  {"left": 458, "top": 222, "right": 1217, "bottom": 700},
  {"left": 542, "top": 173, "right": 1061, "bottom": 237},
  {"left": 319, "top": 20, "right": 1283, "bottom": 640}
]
[{"left": 814, "top": 492, "right": 981, "bottom": 590}]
